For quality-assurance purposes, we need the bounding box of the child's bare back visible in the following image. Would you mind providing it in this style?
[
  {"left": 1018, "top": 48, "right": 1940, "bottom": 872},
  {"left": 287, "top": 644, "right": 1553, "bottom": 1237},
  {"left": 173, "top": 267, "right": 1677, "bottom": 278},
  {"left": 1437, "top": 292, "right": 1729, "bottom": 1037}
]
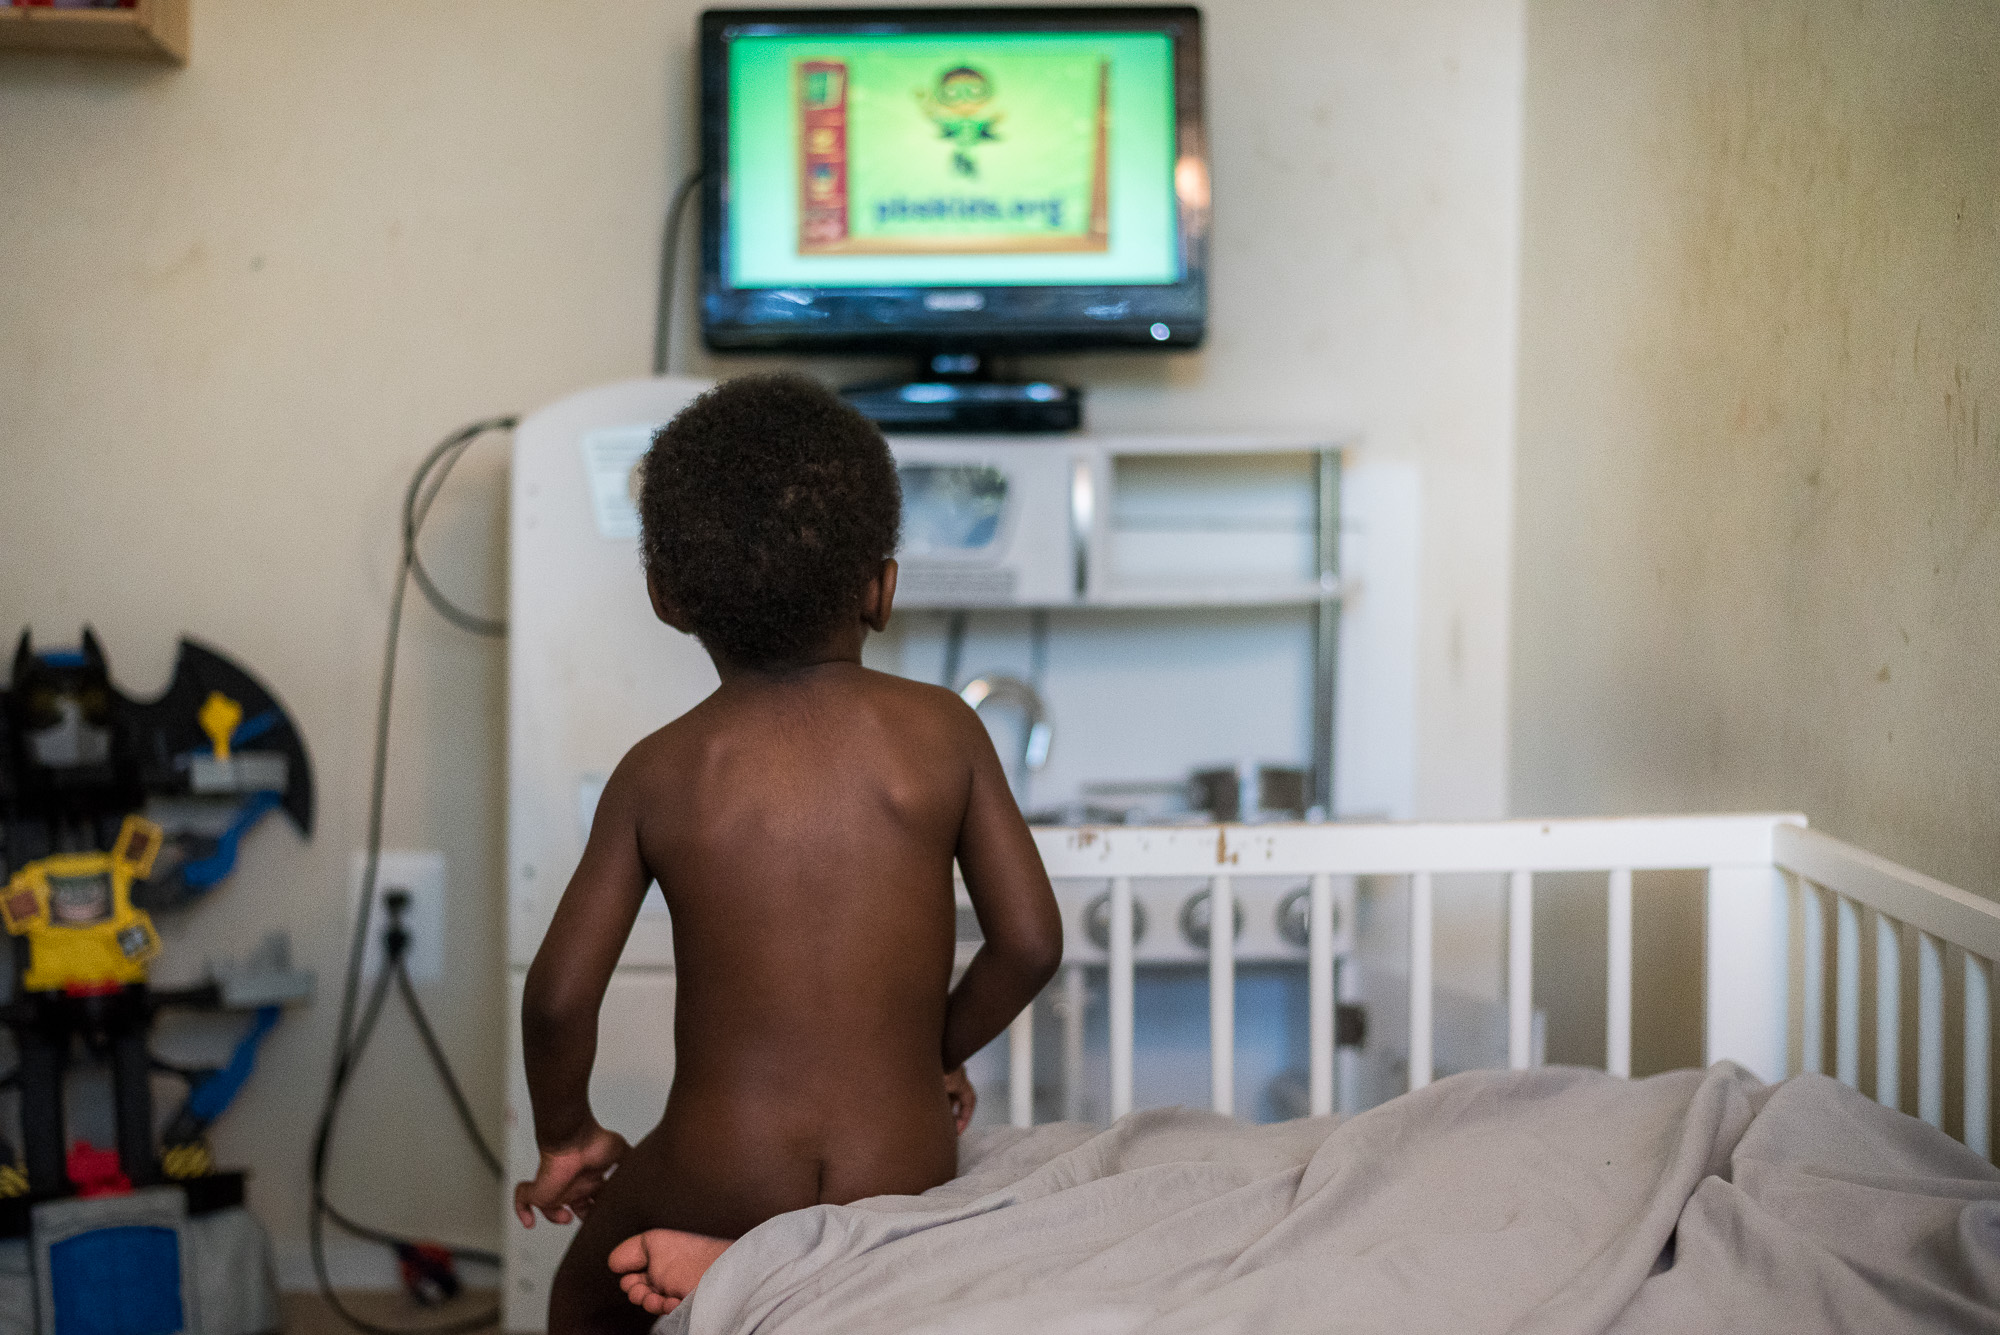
[{"left": 512, "top": 376, "right": 1062, "bottom": 1331}]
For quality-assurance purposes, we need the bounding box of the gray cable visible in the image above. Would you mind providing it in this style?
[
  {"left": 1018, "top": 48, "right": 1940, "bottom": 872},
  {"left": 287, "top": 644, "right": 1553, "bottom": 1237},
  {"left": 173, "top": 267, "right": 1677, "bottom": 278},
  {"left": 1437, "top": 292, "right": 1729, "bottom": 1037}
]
[
  {"left": 942, "top": 612, "right": 968, "bottom": 690},
  {"left": 405, "top": 423, "right": 514, "bottom": 637},
  {"left": 652, "top": 170, "right": 706, "bottom": 377},
  {"left": 309, "top": 416, "right": 517, "bottom": 1333},
  {"left": 1028, "top": 610, "right": 1049, "bottom": 693}
]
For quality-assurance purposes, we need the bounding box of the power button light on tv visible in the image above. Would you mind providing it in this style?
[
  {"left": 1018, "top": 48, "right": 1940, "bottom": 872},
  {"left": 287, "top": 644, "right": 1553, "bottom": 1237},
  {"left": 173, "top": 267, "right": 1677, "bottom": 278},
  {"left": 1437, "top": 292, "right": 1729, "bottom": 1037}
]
[{"left": 1150, "top": 323, "right": 1170, "bottom": 341}]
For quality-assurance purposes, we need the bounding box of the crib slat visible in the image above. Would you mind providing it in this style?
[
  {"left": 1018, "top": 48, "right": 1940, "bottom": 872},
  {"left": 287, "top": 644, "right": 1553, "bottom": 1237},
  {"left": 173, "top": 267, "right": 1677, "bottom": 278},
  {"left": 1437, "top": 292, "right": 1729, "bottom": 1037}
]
[
  {"left": 1966, "top": 953, "right": 1991, "bottom": 1160},
  {"left": 1918, "top": 931, "right": 1945, "bottom": 1129},
  {"left": 1508, "top": 870, "right": 1533, "bottom": 1070},
  {"left": 1800, "top": 882, "right": 1825, "bottom": 1076},
  {"left": 1062, "top": 963, "right": 1087, "bottom": 1123},
  {"left": 1009, "top": 1006, "right": 1034, "bottom": 1127},
  {"left": 1702, "top": 865, "right": 1789, "bottom": 1083},
  {"left": 1607, "top": 869, "right": 1632, "bottom": 1078},
  {"left": 1211, "top": 874, "right": 1235, "bottom": 1115},
  {"left": 1835, "top": 896, "right": 1861, "bottom": 1089},
  {"left": 1309, "top": 872, "right": 1336, "bottom": 1116},
  {"left": 1110, "top": 876, "right": 1134, "bottom": 1121},
  {"left": 1877, "top": 912, "right": 1902, "bottom": 1110},
  {"left": 1410, "top": 871, "right": 1434, "bottom": 1090}
]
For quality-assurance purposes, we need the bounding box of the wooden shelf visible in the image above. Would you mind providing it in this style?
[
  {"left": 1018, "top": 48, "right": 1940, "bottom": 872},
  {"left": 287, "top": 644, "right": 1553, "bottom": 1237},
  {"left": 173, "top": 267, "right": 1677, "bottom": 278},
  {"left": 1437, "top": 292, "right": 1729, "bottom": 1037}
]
[{"left": 0, "top": 0, "right": 187, "bottom": 63}]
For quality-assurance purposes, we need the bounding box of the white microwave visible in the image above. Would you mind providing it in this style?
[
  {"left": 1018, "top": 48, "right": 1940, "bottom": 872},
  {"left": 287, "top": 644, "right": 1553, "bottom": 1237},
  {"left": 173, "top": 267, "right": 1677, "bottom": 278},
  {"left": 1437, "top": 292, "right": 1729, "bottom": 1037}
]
[
  {"left": 890, "top": 438, "right": 1089, "bottom": 608},
  {"left": 892, "top": 435, "right": 1339, "bottom": 611}
]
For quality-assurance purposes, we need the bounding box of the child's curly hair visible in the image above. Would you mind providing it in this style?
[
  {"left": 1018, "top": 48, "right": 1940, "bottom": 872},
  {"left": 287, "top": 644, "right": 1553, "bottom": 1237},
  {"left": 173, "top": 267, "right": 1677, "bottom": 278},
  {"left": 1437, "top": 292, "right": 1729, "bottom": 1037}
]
[{"left": 639, "top": 374, "right": 902, "bottom": 668}]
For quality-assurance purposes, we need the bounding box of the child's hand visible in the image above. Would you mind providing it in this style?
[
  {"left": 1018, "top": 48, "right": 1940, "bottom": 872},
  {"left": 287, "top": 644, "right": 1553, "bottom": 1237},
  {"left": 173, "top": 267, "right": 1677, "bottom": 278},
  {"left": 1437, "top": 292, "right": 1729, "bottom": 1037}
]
[
  {"left": 513, "top": 1122, "right": 629, "bottom": 1227},
  {"left": 944, "top": 1065, "right": 976, "bottom": 1134}
]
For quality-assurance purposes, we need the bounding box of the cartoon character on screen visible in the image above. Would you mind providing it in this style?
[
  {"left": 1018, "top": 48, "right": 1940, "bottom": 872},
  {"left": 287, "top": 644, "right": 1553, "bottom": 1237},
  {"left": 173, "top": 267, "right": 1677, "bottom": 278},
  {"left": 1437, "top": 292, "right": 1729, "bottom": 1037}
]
[
  {"left": 0, "top": 629, "right": 315, "bottom": 1201},
  {"left": 917, "top": 65, "right": 1004, "bottom": 176}
]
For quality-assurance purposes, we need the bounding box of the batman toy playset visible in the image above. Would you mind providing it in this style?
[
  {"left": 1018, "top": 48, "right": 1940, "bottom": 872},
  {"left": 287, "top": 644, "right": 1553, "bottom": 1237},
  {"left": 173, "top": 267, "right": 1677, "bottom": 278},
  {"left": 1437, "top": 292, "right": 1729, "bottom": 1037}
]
[{"left": 0, "top": 628, "right": 315, "bottom": 1333}]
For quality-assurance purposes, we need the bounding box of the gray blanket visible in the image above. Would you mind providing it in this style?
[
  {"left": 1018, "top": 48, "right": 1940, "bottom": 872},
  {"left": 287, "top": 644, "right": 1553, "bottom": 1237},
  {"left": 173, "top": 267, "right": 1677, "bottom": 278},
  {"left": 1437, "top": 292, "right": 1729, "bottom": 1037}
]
[{"left": 666, "top": 1064, "right": 2000, "bottom": 1333}]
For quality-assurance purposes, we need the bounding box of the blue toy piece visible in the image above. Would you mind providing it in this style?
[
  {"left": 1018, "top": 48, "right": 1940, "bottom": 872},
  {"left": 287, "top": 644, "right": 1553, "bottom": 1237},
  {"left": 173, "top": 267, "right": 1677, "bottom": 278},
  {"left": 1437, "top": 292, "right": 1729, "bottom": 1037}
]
[
  {"left": 31, "top": 1188, "right": 202, "bottom": 1335},
  {"left": 186, "top": 1007, "right": 279, "bottom": 1124},
  {"left": 50, "top": 1226, "right": 185, "bottom": 1335},
  {"left": 178, "top": 792, "right": 282, "bottom": 892}
]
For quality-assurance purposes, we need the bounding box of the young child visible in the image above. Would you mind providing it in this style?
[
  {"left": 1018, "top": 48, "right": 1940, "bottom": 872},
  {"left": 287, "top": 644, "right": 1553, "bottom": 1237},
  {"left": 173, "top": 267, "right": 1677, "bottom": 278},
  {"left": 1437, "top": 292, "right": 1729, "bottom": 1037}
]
[{"left": 512, "top": 374, "right": 1064, "bottom": 1330}]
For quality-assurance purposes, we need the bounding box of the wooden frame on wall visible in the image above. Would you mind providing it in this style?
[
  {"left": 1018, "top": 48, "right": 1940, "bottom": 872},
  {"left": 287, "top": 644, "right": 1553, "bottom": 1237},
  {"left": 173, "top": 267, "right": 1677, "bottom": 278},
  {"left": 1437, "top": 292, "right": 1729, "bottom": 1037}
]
[{"left": 0, "top": 0, "right": 188, "bottom": 64}]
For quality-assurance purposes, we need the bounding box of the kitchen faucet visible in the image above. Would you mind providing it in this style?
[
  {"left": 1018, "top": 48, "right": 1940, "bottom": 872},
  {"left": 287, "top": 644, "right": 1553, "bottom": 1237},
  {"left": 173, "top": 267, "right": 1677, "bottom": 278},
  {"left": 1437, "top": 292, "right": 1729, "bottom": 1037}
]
[{"left": 958, "top": 674, "right": 1051, "bottom": 796}]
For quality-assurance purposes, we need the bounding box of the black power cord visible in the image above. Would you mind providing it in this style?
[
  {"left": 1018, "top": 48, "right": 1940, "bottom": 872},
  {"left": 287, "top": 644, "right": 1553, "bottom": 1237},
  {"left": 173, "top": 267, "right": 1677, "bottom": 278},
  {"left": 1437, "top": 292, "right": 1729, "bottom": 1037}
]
[
  {"left": 310, "top": 416, "right": 517, "bottom": 1333},
  {"left": 310, "top": 899, "right": 499, "bottom": 1330},
  {"left": 652, "top": 169, "right": 706, "bottom": 377}
]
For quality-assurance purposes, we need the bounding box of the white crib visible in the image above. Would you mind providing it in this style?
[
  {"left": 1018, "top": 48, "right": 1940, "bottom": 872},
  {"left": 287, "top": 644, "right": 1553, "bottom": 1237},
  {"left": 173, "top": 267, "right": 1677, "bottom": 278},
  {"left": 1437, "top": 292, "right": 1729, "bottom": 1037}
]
[{"left": 1005, "top": 814, "right": 2000, "bottom": 1161}]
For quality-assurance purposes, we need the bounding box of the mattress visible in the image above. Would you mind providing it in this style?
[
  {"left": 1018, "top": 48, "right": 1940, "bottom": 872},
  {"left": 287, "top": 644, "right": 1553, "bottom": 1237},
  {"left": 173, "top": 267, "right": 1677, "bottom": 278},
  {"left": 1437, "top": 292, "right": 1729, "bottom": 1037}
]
[{"left": 660, "top": 1062, "right": 2000, "bottom": 1334}]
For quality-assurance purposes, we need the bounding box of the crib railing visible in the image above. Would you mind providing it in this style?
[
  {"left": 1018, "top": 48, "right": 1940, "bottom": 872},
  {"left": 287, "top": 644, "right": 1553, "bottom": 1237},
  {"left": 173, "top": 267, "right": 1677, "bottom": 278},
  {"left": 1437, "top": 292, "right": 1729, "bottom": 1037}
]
[
  {"left": 1774, "top": 824, "right": 2000, "bottom": 1155},
  {"left": 1011, "top": 814, "right": 2000, "bottom": 1163}
]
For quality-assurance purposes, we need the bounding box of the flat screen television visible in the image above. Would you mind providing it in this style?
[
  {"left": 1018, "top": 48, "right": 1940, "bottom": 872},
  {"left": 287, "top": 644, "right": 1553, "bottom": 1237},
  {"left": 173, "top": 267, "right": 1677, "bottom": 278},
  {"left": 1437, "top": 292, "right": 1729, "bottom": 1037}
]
[{"left": 699, "top": 6, "right": 1208, "bottom": 357}]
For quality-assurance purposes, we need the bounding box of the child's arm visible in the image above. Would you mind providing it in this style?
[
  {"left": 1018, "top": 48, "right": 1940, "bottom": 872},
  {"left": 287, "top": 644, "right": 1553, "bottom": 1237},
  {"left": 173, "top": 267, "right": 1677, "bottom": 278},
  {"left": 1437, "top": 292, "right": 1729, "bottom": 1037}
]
[
  {"left": 514, "top": 755, "right": 652, "bottom": 1226},
  {"left": 941, "top": 710, "right": 1064, "bottom": 1074}
]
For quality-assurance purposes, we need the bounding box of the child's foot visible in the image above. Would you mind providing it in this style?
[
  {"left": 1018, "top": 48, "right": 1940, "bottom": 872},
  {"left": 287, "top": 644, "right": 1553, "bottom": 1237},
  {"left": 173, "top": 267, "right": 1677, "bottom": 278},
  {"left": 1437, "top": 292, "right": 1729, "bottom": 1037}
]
[{"left": 608, "top": 1228, "right": 732, "bottom": 1316}]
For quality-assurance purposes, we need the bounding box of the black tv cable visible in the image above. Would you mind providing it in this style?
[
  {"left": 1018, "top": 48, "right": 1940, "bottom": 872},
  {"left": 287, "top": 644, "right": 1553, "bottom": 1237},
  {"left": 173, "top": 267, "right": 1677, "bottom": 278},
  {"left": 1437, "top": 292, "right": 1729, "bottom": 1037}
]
[{"left": 652, "top": 169, "right": 706, "bottom": 377}]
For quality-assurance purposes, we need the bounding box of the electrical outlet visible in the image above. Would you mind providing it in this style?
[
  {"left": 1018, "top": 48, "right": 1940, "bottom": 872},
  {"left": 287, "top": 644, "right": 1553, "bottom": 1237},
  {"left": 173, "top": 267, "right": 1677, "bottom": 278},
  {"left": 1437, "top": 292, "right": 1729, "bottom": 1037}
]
[{"left": 349, "top": 849, "right": 445, "bottom": 986}]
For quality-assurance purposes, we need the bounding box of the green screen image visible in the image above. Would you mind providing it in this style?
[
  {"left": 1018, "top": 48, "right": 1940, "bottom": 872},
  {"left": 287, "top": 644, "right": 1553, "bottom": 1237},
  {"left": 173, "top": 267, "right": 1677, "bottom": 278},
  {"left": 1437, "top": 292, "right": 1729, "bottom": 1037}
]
[{"left": 728, "top": 31, "right": 1180, "bottom": 288}]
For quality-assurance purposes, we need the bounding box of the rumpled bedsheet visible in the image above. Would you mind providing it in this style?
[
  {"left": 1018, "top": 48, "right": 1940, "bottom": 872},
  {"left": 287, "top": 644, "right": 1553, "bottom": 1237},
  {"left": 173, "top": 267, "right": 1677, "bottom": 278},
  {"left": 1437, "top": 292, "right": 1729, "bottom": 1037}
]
[{"left": 662, "top": 1063, "right": 2000, "bottom": 1334}]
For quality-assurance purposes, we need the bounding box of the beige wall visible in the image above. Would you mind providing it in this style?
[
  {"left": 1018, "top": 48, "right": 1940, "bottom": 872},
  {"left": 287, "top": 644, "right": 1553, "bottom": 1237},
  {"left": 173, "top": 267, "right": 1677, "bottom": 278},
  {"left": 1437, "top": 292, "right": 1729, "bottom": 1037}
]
[
  {"left": 1, "top": 0, "right": 689, "bottom": 1283},
  {"left": 1, "top": 0, "right": 1524, "bottom": 1281},
  {"left": 1515, "top": 2, "right": 2000, "bottom": 1064}
]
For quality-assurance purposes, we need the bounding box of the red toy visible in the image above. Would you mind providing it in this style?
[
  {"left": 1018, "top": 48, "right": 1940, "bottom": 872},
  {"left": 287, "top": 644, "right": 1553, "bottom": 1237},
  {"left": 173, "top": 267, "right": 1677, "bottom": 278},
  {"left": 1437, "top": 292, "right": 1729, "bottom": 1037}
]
[{"left": 64, "top": 1141, "right": 131, "bottom": 1198}]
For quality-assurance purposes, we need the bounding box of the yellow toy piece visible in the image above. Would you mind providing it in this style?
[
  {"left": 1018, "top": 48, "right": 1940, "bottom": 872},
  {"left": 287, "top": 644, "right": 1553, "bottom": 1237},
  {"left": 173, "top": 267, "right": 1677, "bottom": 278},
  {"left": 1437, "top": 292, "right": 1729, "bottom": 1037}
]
[
  {"left": 162, "top": 1141, "right": 214, "bottom": 1180},
  {"left": 0, "top": 1164, "right": 26, "bottom": 1199},
  {"left": 1, "top": 814, "right": 164, "bottom": 993},
  {"left": 199, "top": 690, "right": 243, "bottom": 762}
]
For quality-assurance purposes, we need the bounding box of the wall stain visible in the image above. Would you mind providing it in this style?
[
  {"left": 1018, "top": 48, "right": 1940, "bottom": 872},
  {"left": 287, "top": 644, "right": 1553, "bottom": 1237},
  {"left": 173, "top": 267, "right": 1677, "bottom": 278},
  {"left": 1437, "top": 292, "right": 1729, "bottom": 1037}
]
[{"left": 139, "top": 239, "right": 207, "bottom": 293}]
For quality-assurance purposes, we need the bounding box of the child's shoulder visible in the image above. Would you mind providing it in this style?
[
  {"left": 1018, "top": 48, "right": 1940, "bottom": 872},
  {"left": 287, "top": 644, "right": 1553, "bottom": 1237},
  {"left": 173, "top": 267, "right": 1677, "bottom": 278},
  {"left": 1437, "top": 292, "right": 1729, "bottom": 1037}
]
[
  {"left": 864, "top": 663, "right": 988, "bottom": 715},
  {"left": 838, "top": 666, "right": 984, "bottom": 739},
  {"left": 608, "top": 668, "right": 984, "bottom": 815},
  {"left": 851, "top": 665, "right": 971, "bottom": 710},
  {"left": 636, "top": 667, "right": 975, "bottom": 753}
]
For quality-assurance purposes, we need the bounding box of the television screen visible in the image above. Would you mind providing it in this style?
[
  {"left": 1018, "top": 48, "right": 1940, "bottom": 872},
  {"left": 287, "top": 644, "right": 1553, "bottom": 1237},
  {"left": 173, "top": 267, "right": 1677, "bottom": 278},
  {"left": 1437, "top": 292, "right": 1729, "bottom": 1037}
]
[{"left": 700, "top": 7, "right": 1206, "bottom": 354}]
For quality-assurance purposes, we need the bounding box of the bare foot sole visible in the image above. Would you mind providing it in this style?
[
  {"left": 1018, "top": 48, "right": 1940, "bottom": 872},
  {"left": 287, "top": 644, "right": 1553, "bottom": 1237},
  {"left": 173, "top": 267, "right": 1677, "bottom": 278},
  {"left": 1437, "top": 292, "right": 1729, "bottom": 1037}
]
[{"left": 607, "top": 1228, "right": 733, "bottom": 1317}]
